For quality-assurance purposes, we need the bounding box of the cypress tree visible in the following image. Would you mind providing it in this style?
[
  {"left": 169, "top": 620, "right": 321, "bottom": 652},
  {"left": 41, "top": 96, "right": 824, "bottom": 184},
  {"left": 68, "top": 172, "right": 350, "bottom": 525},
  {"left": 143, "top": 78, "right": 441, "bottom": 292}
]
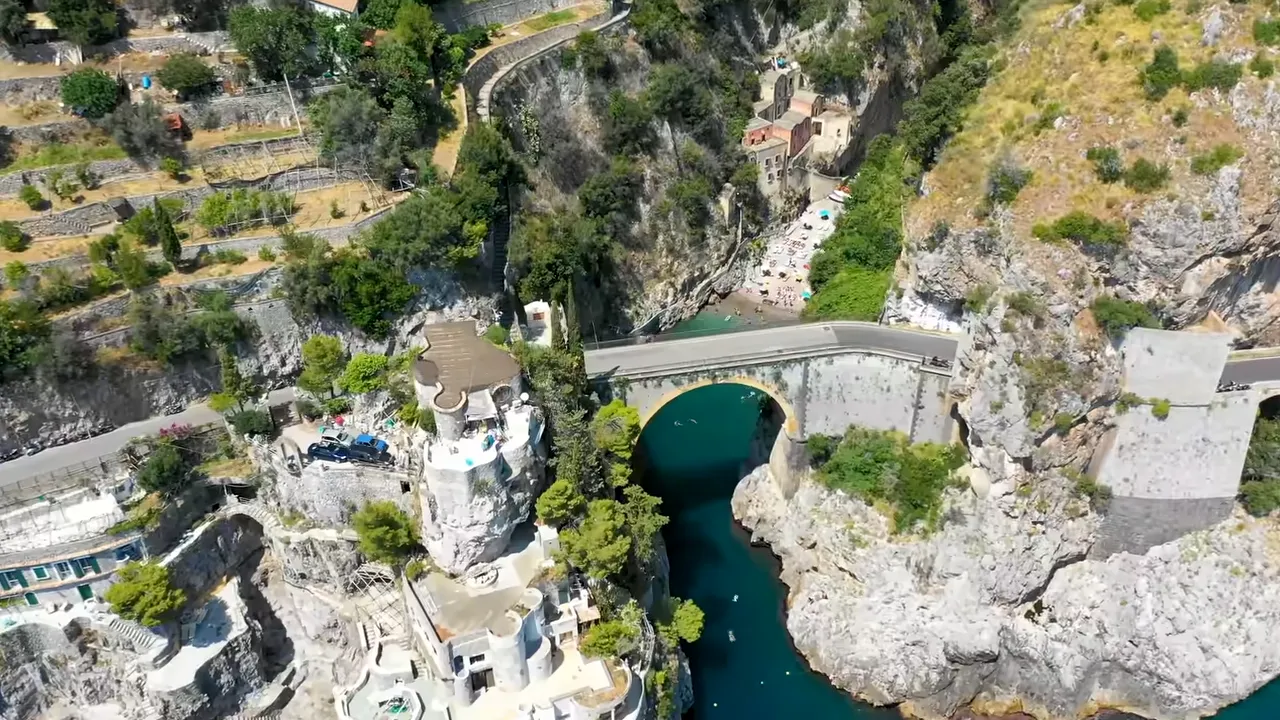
[{"left": 155, "top": 199, "right": 182, "bottom": 268}]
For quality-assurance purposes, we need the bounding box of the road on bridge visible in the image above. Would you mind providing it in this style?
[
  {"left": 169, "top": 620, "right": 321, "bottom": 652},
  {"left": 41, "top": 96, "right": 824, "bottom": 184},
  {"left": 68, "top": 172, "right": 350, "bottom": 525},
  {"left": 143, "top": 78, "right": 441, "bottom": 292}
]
[{"left": 584, "top": 321, "right": 962, "bottom": 378}]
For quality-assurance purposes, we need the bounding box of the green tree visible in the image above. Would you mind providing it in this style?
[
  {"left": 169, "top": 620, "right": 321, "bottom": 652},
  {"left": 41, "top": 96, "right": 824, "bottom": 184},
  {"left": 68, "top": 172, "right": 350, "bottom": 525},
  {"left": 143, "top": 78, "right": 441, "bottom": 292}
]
[
  {"left": 352, "top": 500, "right": 419, "bottom": 565},
  {"left": 154, "top": 199, "right": 183, "bottom": 268},
  {"left": 591, "top": 400, "right": 639, "bottom": 458},
  {"left": 218, "top": 348, "right": 256, "bottom": 410},
  {"left": 0, "top": 221, "right": 27, "bottom": 252},
  {"left": 103, "top": 562, "right": 186, "bottom": 627},
  {"left": 4, "top": 261, "right": 30, "bottom": 288},
  {"left": 18, "top": 184, "right": 43, "bottom": 211},
  {"left": 329, "top": 252, "right": 416, "bottom": 337},
  {"left": 339, "top": 352, "right": 390, "bottom": 393},
  {"left": 363, "top": 0, "right": 404, "bottom": 29},
  {"left": 114, "top": 240, "right": 154, "bottom": 290},
  {"left": 658, "top": 598, "right": 704, "bottom": 646},
  {"left": 157, "top": 53, "right": 216, "bottom": 100},
  {"left": 136, "top": 443, "right": 191, "bottom": 496},
  {"left": 227, "top": 5, "right": 314, "bottom": 81},
  {"left": 0, "top": 299, "right": 50, "bottom": 382},
  {"left": 535, "top": 477, "right": 587, "bottom": 527},
  {"left": 621, "top": 484, "right": 666, "bottom": 563},
  {"left": 559, "top": 499, "right": 631, "bottom": 580},
  {"left": 59, "top": 68, "right": 119, "bottom": 118},
  {"left": 1141, "top": 45, "right": 1181, "bottom": 100},
  {"left": 579, "top": 617, "right": 639, "bottom": 659},
  {"left": 603, "top": 91, "right": 655, "bottom": 155},
  {"left": 1090, "top": 296, "right": 1159, "bottom": 338},
  {"left": 47, "top": 0, "right": 120, "bottom": 47},
  {"left": 299, "top": 334, "right": 345, "bottom": 397},
  {"left": 227, "top": 408, "right": 273, "bottom": 435},
  {"left": 0, "top": 0, "right": 27, "bottom": 45},
  {"left": 308, "top": 87, "right": 385, "bottom": 171},
  {"left": 103, "top": 99, "right": 184, "bottom": 164}
]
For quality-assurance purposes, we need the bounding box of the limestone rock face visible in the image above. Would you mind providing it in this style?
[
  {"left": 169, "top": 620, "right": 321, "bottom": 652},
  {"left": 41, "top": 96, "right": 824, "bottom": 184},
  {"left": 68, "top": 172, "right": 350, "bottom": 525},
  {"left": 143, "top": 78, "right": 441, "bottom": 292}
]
[
  {"left": 422, "top": 445, "right": 543, "bottom": 574},
  {"left": 0, "top": 271, "right": 497, "bottom": 456},
  {"left": 733, "top": 466, "right": 1280, "bottom": 719}
]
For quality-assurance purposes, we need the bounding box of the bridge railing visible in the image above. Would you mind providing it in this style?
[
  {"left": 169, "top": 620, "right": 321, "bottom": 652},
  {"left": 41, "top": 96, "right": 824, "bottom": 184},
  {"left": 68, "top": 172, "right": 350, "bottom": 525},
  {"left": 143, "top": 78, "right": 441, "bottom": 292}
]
[{"left": 584, "top": 317, "right": 806, "bottom": 351}]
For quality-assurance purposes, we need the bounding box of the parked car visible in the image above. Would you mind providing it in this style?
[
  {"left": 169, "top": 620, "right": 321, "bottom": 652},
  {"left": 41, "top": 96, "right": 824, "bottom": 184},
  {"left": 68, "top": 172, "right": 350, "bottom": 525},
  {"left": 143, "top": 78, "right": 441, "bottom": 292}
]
[
  {"left": 320, "top": 428, "right": 353, "bottom": 446},
  {"left": 349, "top": 434, "right": 391, "bottom": 464},
  {"left": 307, "top": 441, "right": 351, "bottom": 463}
]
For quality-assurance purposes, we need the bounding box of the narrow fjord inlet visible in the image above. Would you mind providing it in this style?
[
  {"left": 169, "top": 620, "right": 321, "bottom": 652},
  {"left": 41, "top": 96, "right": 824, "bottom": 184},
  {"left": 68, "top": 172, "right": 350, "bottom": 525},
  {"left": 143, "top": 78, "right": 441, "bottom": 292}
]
[
  {"left": 636, "top": 382, "right": 1280, "bottom": 720},
  {"left": 637, "top": 383, "right": 898, "bottom": 719}
]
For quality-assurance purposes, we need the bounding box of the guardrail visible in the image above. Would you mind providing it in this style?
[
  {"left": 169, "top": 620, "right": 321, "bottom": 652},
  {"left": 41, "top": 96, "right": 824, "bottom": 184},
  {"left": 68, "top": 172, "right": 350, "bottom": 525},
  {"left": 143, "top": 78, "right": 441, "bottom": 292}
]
[{"left": 583, "top": 318, "right": 806, "bottom": 351}]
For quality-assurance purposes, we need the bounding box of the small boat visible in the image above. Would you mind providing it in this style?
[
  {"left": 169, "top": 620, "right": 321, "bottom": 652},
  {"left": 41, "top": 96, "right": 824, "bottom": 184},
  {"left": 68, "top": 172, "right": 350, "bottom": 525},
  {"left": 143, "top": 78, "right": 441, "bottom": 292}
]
[{"left": 728, "top": 630, "right": 736, "bottom": 642}]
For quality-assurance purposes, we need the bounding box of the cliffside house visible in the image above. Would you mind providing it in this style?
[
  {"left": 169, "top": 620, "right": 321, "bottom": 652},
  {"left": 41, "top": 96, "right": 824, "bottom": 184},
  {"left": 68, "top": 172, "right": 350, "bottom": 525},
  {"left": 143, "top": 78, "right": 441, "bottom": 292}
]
[
  {"left": 0, "top": 483, "right": 146, "bottom": 609},
  {"left": 309, "top": 0, "right": 358, "bottom": 17},
  {"left": 743, "top": 57, "right": 856, "bottom": 207}
]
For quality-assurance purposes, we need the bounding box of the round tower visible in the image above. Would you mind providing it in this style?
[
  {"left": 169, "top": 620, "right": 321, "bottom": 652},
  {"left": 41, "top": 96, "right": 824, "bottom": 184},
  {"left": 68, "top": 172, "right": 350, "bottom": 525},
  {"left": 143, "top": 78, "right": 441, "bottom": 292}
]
[{"left": 487, "top": 611, "right": 530, "bottom": 692}]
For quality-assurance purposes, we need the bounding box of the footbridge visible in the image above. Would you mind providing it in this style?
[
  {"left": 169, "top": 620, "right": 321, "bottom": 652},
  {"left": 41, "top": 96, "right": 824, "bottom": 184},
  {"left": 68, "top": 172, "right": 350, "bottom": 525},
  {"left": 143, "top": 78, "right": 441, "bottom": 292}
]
[{"left": 585, "top": 322, "right": 1280, "bottom": 553}]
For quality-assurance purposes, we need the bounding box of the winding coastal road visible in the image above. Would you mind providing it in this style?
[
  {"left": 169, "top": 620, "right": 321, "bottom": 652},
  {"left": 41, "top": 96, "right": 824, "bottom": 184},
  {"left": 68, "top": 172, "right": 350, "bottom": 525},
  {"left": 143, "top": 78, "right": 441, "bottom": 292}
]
[
  {"left": 9, "top": 322, "right": 1280, "bottom": 488},
  {"left": 1, "top": 388, "right": 297, "bottom": 486}
]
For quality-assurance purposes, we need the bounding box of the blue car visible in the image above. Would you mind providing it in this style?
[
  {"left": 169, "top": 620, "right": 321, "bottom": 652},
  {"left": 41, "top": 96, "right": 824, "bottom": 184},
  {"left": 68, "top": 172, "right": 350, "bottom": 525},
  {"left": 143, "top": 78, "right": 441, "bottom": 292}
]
[
  {"left": 307, "top": 441, "right": 351, "bottom": 463},
  {"left": 350, "top": 434, "right": 392, "bottom": 464}
]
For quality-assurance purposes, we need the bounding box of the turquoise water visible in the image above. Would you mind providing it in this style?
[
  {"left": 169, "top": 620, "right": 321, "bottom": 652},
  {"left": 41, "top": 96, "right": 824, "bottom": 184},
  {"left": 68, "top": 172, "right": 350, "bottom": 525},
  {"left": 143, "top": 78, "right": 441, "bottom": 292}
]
[
  {"left": 637, "top": 383, "right": 898, "bottom": 719},
  {"left": 636, "top": 382, "right": 1278, "bottom": 720}
]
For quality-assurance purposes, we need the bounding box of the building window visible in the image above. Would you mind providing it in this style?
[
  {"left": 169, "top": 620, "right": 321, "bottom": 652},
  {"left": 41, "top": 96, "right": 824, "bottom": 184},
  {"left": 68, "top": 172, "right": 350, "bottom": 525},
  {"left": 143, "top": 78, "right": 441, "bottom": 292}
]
[
  {"left": 530, "top": 312, "right": 545, "bottom": 322},
  {"left": 767, "top": 172, "right": 775, "bottom": 183},
  {"left": 1, "top": 571, "right": 26, "bottom": 590},
  {"left": 24, "top": 593, "right": 37, "bottom": 606},
  {"left": 764, "top": 157, "right": 772, "bottom": 168},
  {"left": 78, "top": 585, "right": 94, "bottom": 601},
  {"left": 468, "top": 653, "right": 486, "bottom": 665},
  {"left": 55, "top": 562, "right": 72, "bottom": 579},
  {"left": 114, "top": 544, "right": 140, "bottom": 563},
  {"left": 75, "top": 557, "right": 100, "bottom": 576},
  {"left": 32, "top": 566, "right": 48, "bottom": 581}
]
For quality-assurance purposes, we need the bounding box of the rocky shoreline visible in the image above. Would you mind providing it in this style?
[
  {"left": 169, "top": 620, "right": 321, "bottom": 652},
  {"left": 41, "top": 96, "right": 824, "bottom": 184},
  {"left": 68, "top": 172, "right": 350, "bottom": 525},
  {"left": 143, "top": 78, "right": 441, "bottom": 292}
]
[{"left": 730, "top": 464, "right": 1280, "bottom": 720}]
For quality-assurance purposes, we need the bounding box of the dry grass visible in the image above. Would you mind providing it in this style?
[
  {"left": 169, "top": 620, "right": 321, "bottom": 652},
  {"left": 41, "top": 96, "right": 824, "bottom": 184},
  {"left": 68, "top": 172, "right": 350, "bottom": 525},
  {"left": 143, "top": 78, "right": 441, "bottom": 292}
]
[
  {"left": 188, "top": 125, "right": 304, "bottom": 151},
  {"left": 909, "top": 0, "right": 1274, "bottom": 239},
  {"left": 0, "top": 50, "right": 218, "bottom": 80}
]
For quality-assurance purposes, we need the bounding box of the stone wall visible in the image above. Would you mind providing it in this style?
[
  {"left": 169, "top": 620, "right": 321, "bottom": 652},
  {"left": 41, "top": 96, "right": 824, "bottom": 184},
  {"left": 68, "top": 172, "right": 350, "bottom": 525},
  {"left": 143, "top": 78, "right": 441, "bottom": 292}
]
[
  {"left": 462, "top": 6, "right": 616, "bottom": 123},
  {"left": 272, "top": 462, "right": 416, "bottom": 527},
  {"left": 0, "top": 32, "right": 231, "bottom": 66},
  {"left": 276, "top": 530, "right": 363, "bottom": 594},
  {"left": 618, "top": 351, "right": 953, "bottom": 443},
  {"left": 0, "top": 158, "right": 146, "bottom": 197},
  {"left": 434, "top": 0, "right": 578, "bottom": 32},
  {"left": 474, "top": 1, "right": 629, "bottom": 122}
]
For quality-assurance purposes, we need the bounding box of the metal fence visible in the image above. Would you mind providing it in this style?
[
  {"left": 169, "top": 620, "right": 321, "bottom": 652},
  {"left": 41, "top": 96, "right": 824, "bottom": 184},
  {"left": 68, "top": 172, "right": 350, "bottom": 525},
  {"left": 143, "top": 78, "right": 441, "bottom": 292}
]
[{"left": 583, "top": 317, "right": 806, "bottom": 351}]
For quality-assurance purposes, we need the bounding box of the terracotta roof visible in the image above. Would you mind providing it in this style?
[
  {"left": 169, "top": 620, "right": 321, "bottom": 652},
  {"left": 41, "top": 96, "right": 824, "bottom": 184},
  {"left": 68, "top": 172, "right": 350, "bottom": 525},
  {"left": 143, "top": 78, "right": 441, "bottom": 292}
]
[
  {"left": 792, "top": 89, "right": 821, "bottom": 104},
  {"left": 773, "top": 110, "right": 808, "bottom": 131},
  {"left": 413, "top": 321, "right": 520, "bottom": 411},
  {"left": 745, "top": 117, "right": 771, "bottom": 132},
  {"left": 311, "top": 0, "right": 358, "bottom": 13}
]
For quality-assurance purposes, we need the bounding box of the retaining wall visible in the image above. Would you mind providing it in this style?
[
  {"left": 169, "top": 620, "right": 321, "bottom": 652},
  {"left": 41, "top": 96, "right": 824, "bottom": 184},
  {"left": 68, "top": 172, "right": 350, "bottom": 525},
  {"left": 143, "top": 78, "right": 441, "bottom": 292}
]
[
  {"left": 462, "top": 4, "right": 619, "bottom": 124},
  {"left": 0, "top": 32, "right": 230, "bottom": 66},
  {"left": 434, "top": 0, "right": 579, "bottom": 32}
]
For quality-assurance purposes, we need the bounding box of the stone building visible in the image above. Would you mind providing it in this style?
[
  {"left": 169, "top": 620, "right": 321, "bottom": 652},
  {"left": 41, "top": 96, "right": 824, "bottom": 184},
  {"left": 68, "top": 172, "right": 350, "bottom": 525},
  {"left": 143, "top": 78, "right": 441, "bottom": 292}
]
[
  {"left": 0, "top": 482, "right": 146, "bottom": 608},
  {"left": 413, "top": 321, "right": 547, "bottom": 574},
  {"left": 742, "top": 57, "right": 856, "bottom": 209}
]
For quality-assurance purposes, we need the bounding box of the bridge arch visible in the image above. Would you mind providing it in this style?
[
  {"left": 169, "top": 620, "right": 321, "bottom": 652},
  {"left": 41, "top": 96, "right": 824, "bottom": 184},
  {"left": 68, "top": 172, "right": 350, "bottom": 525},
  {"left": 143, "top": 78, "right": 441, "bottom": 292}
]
[{"left": 640, "top": 375, "right": 800, "bottom": 437}]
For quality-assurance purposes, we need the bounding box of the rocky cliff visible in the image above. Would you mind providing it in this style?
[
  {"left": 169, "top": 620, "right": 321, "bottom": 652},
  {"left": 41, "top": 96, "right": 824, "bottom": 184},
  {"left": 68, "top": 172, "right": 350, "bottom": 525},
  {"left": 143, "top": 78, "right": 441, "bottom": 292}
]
[
  {"left": 734, "top": 464, "right": 1280, "bottom": 720},
  {"left": 732, "top": 1, "right": 1280, "bottom": 718},
  {"left": 0, "top": 271, "right": 497, "bottom": 455}
]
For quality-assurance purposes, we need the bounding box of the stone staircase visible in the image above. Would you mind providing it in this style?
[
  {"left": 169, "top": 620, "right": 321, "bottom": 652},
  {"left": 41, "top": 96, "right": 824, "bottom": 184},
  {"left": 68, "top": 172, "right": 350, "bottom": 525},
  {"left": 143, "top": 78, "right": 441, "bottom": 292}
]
[
  {"left": 490, "top": 200, "right": 510, "bottom": 290},
  {"left": 107, "top": 617, "right": 167, "bottom": 654},
  {"left": 223, "top": 500, "right": 283, "bottom": 534}
]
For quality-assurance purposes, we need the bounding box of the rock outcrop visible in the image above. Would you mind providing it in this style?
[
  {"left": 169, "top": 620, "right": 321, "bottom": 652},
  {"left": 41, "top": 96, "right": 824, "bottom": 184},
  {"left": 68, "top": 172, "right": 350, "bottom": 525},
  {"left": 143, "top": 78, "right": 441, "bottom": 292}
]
[{"left": 733, "top": 465, "right": 1280, "bottom": 719}]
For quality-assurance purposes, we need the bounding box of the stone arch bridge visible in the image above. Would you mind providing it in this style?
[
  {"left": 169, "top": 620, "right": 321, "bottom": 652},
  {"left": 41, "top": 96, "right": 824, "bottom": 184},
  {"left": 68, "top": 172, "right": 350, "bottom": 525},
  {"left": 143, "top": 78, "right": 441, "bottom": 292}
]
[
  {"left": 585, "top": 322, "right": 1280, "bottom": 555},
  {"left": 585, "top": 322, "right": 960, "bottom": 495}
]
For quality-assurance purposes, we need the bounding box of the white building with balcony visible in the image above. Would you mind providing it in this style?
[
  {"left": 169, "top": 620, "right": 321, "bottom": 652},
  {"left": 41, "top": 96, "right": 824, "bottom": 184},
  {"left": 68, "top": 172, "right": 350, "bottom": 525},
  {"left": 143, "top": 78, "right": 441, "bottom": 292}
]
[
  {"left": 0, "top": 483, "right": 146, "bottom": 609},
  {"left": 413, "top": 321, "right": 547, "bottom": 575}
]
